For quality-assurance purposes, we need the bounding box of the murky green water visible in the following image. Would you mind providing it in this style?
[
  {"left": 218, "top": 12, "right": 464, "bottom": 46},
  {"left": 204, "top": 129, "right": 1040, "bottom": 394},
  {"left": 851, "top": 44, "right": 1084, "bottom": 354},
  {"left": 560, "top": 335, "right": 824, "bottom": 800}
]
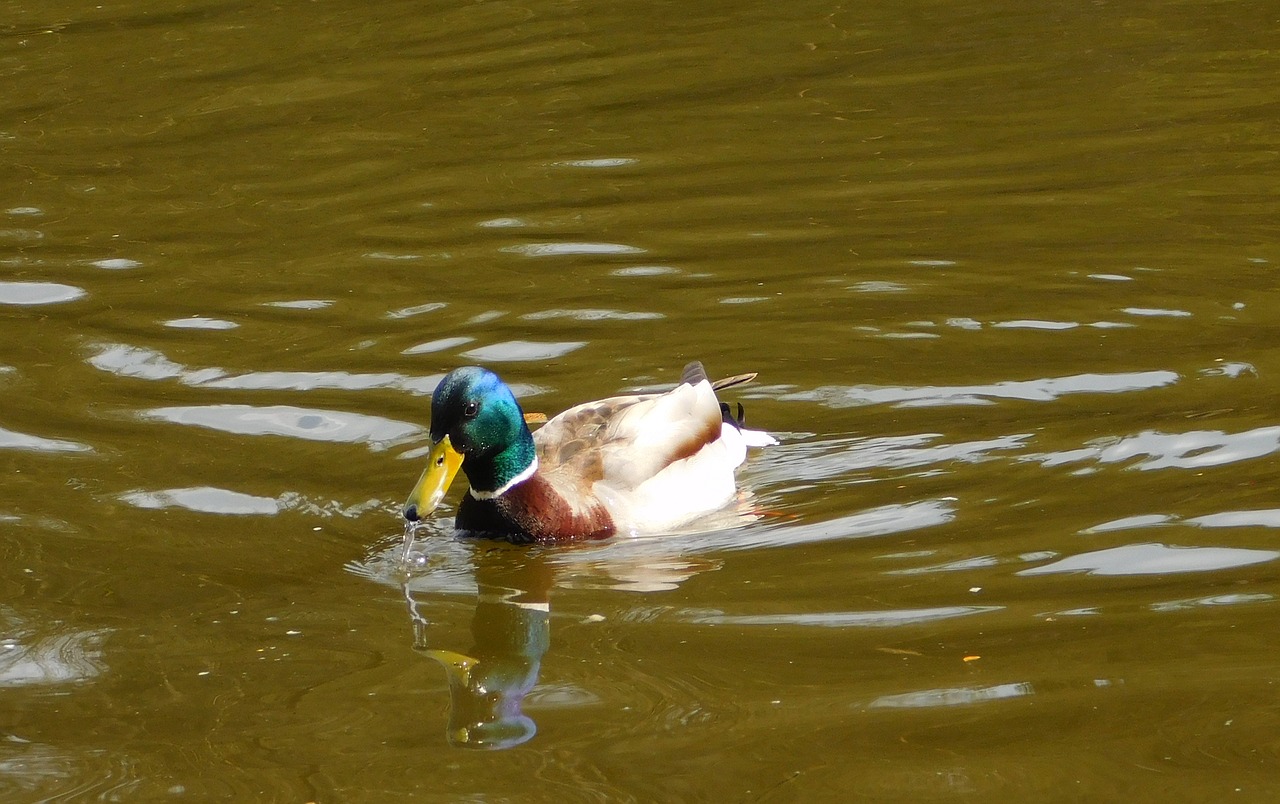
[{"left": 4, "top": 0, "right": 1280, "bottom": 799}]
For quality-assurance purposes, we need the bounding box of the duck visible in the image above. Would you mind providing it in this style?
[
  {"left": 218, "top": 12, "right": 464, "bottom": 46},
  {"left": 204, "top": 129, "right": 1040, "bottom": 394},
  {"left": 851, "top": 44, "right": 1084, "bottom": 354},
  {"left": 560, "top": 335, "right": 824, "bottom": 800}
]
[{"left": 402, "top": 361, "right": 776, "bottom": 543}]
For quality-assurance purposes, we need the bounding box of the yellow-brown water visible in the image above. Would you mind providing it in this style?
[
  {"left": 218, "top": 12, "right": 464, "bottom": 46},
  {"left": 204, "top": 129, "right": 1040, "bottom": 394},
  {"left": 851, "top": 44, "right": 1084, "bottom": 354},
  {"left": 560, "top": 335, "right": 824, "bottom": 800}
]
[{"left": 4, "top": 0, "right": 1279, "bottom": 799}]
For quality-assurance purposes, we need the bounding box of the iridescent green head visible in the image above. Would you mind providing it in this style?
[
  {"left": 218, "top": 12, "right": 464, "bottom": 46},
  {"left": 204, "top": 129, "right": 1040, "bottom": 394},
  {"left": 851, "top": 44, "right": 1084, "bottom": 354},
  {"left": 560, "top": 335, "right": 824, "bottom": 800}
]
[{"left": 403, "top": 366, "right": 536, "bottom": 521}]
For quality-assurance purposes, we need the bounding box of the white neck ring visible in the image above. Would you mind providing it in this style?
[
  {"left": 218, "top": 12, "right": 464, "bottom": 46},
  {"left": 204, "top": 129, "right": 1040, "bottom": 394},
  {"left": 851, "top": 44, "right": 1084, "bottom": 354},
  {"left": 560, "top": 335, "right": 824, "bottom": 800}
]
[{"left": 468, "top": 455, "right": 538, "bottom": 500}]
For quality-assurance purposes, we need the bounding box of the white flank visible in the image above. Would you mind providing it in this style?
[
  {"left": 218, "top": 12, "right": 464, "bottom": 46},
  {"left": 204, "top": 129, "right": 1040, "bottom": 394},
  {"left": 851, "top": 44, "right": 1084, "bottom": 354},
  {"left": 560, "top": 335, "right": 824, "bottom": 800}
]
[{"left": 597, "top": 391, "right": 774, "bottom": 534}]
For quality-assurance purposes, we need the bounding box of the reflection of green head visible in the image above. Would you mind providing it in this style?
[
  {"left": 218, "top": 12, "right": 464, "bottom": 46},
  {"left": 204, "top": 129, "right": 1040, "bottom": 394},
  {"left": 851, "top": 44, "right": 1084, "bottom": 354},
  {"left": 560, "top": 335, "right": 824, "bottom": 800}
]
[
  {"left": 417, "top": 547, "right": 553, "bottom": 750},
  {"left": 429, "top": 367, "right": 536, "bottom": 494},
  {"left": 425, "top": 642, "right": 541, "bottom": 750},
  {"left": 448, "top": 710, "right": 537, "bottom": 751}
]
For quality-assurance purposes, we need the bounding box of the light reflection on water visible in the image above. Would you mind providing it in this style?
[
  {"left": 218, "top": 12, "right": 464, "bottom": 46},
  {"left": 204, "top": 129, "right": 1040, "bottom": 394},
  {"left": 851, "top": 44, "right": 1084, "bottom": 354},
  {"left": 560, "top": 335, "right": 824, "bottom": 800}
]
[
  {"left": 0, "top": 426, "right": 91, "bottom": 453},
  {"left": 119, "top": 487, "right": 282, "bottom": 516},
  {"left": 775, "top": 368, "right": 1180, "bottom": 407},
  {"left": 143, "top": 404, "right": 418, "bottom": 448},
  {"left": 1018, "top": 543, "right": 1280, "bottom": 577},
  {"left": 0, "top": 743, "right": 138, "bottom": 802},
  {"left": 684, "top": 606, "right": 1004, "bottom": 629},
  {"left": 89, "top": 343, "right": 445, "bottom": 395},
  {"left": 402, "top": 336, "right": 474, "bottom": 354},
  {"left": 3, "top": 0, "right": 1280, "bottom": 796},
  {"left": 500, "top": 242, "right": 646, "bottom": 256},
  {"left": 0, "top": 612, "right": 107, "bottom": 688},
  {"left": 1030, "top": 426, "right": 1280, "bottom": 471},
  {"left": 868, "top": 682, "right": 1034, "bottom": 710},
  {"left": 459, "top": 339, "right": 587, "bottom": 362},
  {"left": 0, "top": 281, "right": 86, "bottom": 306}
]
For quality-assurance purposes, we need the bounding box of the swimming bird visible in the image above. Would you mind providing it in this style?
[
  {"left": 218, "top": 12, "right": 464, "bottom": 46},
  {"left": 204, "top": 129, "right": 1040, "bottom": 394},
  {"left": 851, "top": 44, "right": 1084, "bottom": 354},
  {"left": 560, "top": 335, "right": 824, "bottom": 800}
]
[{"left": 402, "top": 361, "right": 776, "bottom": 543}]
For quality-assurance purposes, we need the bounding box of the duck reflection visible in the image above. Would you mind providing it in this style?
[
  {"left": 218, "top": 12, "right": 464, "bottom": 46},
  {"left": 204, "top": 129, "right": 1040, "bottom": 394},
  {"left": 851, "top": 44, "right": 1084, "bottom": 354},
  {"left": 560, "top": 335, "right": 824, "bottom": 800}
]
[
  {"left": 404, "top": 547, "right": 553, "bottom": 750},
  {"left": 392, "top": 527, "right": 727, "bottom": 750}
]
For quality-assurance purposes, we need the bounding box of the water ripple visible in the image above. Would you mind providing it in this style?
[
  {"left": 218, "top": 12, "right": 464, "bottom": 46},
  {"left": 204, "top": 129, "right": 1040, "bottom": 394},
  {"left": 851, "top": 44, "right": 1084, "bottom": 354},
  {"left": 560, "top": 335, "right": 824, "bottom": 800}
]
[
  {"left": 610, "top": 266, "right": 679, "bottom": 277},
  {"left": 552, "top": 157, "right": 638, "bottom": 168},
  {"left": 0, "top": 426, "right": 91, "bottom": 453},
  {"left": 402, "top": 336, "right": 474, "bottom": 355},
  {"left": 203, "top": 370, "right": 441, "bottom": 395},
  {"left": 1150, "top": 593, "right": 1272, "bottom": 612},
  {"left": 1018, "top": 543, "right": 1279, "bottom": 576},
  {"left": 0, "top": 610, "right": 107, "bottom": 687},
  {"left": 684, "top": 605, "right": 1003, "bottom": 629},
  {"left": 460, "top": 340, "right": 586, "bottom": 362},
  {"left": 1030, "top": 426, "right": 1280, "bottom": 471},
  {"left": 753, "top": 434, "right": 1028, "bottom": 486},
  {"left": 1085, "top": 509, "right": 1280, "bottom": 534},
  {"left": 143, "top": 404, "right": 418, "bottom": 449},
  {"left": 888, "top": 555, "right": 1001, "bottom": 575},
  {"left": 386, "top": 302, "right": 447, "bottom": 319},
  {"left": 1081, "top": 514, "right": 1175, "bottom": 534},
  {"left": 501, "top": 242, "right": 645, "bottom": 256},
  {"left": 89, "top": 258, "right": 141, "bottom": 270},
  {"left": 991, "top": 319, "right": 1078, "bottom": 330},
  {"left": 0, "top": 229, "right": 42, "bottom": 244},
  {"left": 163, "top": 316, "right": 238, "bottom": 330},
  {"left": 263, "top": 299, "right": 333, "bottom": 309},
  {"left": 779, "top": 369, "right": 1179, "bottom": 408},
  {"left": 348, "top": 523, "right": 479, "bottom": 597},
  {"left": 0, "top": 742, "right": 140, "bottom": 801},
  {"left": 88, "top": 343, "right": 447, "bottom": 396},
  {"left": 1122, "top": 307, "right": 1192, "bottom": 318},
  {"left": 707, "top": 500, "right": 957, "bottom": 552},
  {"left": 521, "top": 308, "right": 663, "bottom": 322},
  {"left": 850, "top": 281, "right": 908, "bottom": 293},
  {"left": 478, "top": 217, "right": 526, "bottom": 228},
  {"left": 1190, "top": 509, "right": 1280, "bottom": 528},
  {"left": 120, "top": 487, "right": 281, "bottom": 515},
  {"left": 868, "top": 682, "right": 1033, "bottom": 710},
  {"left": 0, "top": 281, "right": 86, "bottom": 306}
]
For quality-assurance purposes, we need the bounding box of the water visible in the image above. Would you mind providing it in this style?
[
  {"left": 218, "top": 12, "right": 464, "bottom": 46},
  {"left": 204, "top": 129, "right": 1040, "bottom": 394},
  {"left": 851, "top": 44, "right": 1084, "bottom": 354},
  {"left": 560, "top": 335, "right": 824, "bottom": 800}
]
[{"left": 3, "top": 0, "right": 1280, "bottom": 799}]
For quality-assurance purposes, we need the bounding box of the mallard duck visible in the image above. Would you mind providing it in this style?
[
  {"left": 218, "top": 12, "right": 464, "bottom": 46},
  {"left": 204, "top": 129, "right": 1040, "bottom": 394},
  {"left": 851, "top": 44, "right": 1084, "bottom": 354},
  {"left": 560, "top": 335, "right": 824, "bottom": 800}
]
[{"left": 403, "top": 361, "right": 775, "bottom": 543}]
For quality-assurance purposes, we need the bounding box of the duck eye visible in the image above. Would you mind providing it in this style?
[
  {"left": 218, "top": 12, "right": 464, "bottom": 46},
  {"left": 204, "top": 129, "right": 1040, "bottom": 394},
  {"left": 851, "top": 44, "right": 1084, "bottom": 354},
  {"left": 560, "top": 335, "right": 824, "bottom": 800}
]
[{"left": 463, "top": 400, "right": 479, "bottom": 418}]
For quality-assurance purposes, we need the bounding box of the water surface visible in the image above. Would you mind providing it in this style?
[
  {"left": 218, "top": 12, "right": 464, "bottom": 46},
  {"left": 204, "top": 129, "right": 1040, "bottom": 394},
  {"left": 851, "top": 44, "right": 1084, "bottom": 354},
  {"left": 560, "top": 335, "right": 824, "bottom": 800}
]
[{"left": 3, "top": 0, "right": 1280, "bottom": 799}]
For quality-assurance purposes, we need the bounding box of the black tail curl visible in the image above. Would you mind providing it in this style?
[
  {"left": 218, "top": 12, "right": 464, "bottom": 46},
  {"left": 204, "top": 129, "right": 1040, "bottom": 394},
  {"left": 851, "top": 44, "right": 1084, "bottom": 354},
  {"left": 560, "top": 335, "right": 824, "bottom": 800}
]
[{"left": 720, "top": 401, "right": 747, "bottom": 428}]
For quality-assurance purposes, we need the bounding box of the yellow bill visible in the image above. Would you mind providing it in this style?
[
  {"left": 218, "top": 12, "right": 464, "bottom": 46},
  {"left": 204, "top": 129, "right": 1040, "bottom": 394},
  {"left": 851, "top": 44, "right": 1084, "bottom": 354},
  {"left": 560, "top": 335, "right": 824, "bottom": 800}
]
[
  {"left": 422, "top": 649, "right": 477, "bottom": 686},
  {"left": 403, "top": 435, "right": 464, "bottom": 522}
]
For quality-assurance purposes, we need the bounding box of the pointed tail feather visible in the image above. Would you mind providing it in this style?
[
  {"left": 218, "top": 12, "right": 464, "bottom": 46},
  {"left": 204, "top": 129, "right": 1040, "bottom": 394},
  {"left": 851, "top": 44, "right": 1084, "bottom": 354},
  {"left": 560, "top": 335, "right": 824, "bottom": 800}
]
[
  {"left": 711, "top": 371, "right": 758, "bottom": 391},
  {"left": 679, "top": 361, "right": 757, "bottom": 392}
]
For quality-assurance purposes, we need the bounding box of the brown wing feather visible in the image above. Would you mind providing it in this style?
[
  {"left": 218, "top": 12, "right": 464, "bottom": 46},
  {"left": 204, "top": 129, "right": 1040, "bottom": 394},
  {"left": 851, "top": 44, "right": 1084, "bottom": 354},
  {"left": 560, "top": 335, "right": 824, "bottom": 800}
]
[{"left": 533, "top": 395, "right": 648, "bottom": 492}]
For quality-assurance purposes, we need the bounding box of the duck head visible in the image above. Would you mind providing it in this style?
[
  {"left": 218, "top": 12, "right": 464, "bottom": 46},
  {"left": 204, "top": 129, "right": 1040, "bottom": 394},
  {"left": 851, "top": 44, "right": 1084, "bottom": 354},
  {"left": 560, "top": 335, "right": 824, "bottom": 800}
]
[{"left": 403, "top": 366, "right": 536, "bottom": 522}]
